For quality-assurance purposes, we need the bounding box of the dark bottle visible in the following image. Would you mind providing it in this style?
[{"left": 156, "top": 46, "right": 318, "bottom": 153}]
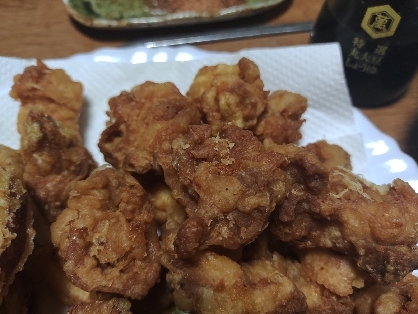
[{"left": 311, "top": 0, "right": 418, "bottom": 107}]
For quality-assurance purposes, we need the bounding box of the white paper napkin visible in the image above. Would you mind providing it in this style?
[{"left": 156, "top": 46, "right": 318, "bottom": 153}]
[{"left": 0, "top": 43, "right": 367, "bottom": 176}]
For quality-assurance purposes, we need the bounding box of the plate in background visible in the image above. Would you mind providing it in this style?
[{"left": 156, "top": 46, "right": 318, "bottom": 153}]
[{"left": 63, "top": 0, "right": 285, "bottom": 29}]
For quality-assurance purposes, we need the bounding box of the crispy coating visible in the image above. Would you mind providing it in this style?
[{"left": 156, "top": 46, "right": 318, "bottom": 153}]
[
  {"left": 299, "top": 249, "right": 367, "bottom": 297},
  {"left": 67, "top": 298, "right": 132, "bottom": 314},
  {"left": 146, "top": 180, "right": 188, "bottom": 253},
  {"left": 10, "top": 60, "right": 83, "bottom": 136},
  {"left": 271, "top": 167, "right": 418, "bottom": 284},
  {"left": 158, "top": 124, "right": 289, "bottom": 257},
  {"left": 146, "top": 180, "right": 187, "bottom": 228},
  {"left": 278, "top": 251, "right": 355, "bottom": 314},
  {"left": 51, "top": 167, "right": 161, "bottom": 300},
  {"left": 304, "top": 140, "right": 352, "bottom": 171},
  {"left": 0, "top": 145, "right": 24, "bottom": 180},
  {"left": 162, "top": 250, "right": 308, "bottom": 314},
  {"left": 253, "top": 90, "right": 307, "bottom": 145},
  {"left": 187, "top": 58, "right": 268, "bottom": 135},
  {"left": 264, "top": 142, "right": 330, "bottom": 197},
  {"left": 352, "top": 273, "right": 418, "bottom": 314},
  {"left": 99, "top": 81, "right": 202, "bottom": 175},
  {"left": 0, "top": 145, "right": 35, "bottom": 303},
  {"left": 21, "top": 110, "right": 96, "bottom": 223},
  {"left": 243, "top": 236, "right": 357, "bottom": 313}
]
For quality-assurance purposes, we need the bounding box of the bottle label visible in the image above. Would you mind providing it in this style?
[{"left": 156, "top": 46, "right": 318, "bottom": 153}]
[{"left": 361, "top": 5, "right": 401, "bottom": 39}]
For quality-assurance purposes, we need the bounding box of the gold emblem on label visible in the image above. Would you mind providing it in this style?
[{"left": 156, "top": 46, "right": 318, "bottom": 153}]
[{"left": 361, "top": 5, "right": 401, "bottom": 39}]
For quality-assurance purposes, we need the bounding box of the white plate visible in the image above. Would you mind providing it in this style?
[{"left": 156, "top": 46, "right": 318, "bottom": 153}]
[{"left": 66, "top": 44, "right": 418, "bottom": 191}]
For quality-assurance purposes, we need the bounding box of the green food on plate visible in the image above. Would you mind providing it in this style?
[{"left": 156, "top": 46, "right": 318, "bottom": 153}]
[
  {"left": 68, "top": 0, "right": 267, "bottom": 20},
  {"left": 69, "top": 0, "right": 146, "bottom": 19}
]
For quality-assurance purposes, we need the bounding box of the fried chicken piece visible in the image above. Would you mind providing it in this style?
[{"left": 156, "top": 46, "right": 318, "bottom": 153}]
[
  {"left": 253, "top": 90, "right": 307, "bottom": 145},
  {"left": 146, "top": 180, "right": 187, "bottom": 252},
  {"left": 51, "top": 167, "right": 161, "bottom": 300},
  {"left": 158, "top": 124, "right": 290, "bottom": 257},
  {"left": 99, "top": 81, "right": 202, "bottom": 175},
  {"left": 0, "top": 145, "right": 35, "bottom": 303},
  {"left": 352, "top": 273, "right": 418, "bottom": 314},
  {"left": 10, "top": 60, "right": 83, "bottom": 136},
  {"left": 0, "top": 145, "right": 24, "bottom": 180},
  {"left": 271, "top": 167, "right": 418, "bottom": 284},
  {"left": 278, "top": 252, "right": 355, "bottom": 314},
  {"left": 162, "top": 250, "right": 308, "bottom": 314},
  {"left": 243, "top": 235, "right": 357, "bottom": 313},
  {"left": 67, "top": 298, "right": 132, "bottom": 314},
  {"left": 262, "top": 143, "right": 330, "bottom": 209},
  {"left": 187, "top": 58, "right": 268, "bottom": 135},
  {"left": 147, "top": 180, "right": 187, "bottom": 228},
  {"left": 304, "top": 140, "right": 352, "bottom": 171},
  {"left": 21, "top": 110, "right": 96, "bottom": 223},
  {"left": 299, "top": 249, "right": 367, "bottom": 297}
]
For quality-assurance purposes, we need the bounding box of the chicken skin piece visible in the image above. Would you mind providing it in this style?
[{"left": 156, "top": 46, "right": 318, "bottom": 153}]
[
  {"left": 10, "top": 60, "right": 83, "bottom": 137},
  {"left": 67, "top": 298, "right": 132, "bottom": 314},
  {"left": 0, "top": 145, "right": 35, "bottom": 303},
  {"left": 99, "top": 81, "right": 202, "bottom": 175},
  {"left": 352, "top": 273, "right": 418, "bottom": 314},
  {"left": 162, "top": 250, "right": 308, "bottom": 314},
  {"left": 271, "top": 167, "right": 418, "bottom": 284},
  {"left": 51, "top": 167, "right": 161, "bottom": 300},
  {"left": 21, "top": 110, "right": 96, "bottom": 223},
  {"left": 253, "top": 90, "right": 308, "bottom": 145},
  {"left": 158, "top": 124, "right": 289, "bottom": 257},
  {"left": 187, "top": 58, "right": 268, "bottom": 135}
]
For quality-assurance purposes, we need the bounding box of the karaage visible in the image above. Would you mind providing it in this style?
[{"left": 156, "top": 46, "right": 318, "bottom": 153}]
[
  {"left": 253, "top": 90, "right": 307, "bottom": 145},
  {"left": 10, "top": 60, "right": 83, "bottom": 136},
  {"left": 0, "top": 145, "right": 35, "bottom": 303},
  {"left": 67, "top": 298, "right": 132, "bottom": 314},
  {"left": 51, "top": 167, "right": 161, "bottom": 300},
  {"left": 162, "top": 250, "right": 307, "bottom": 314},
  {"left": 158, "top": 124, "right": 289, "bottom": 257},
  {"left": 298, "top": 248, "right": 366, "bottom": 297},
  {"left": 21, "top": 110, "right": 96, "bottom": 223},
  {"left": 352, "top": 272, "right": 418, "bottom": 313},
  {"left": 99, "top": 81, "right": 202, "bottom": 174},
  {"left": 278, "top": 251, "right": 355, "bottom": 314},
  {"left": 187, "top": 58, "right": 267, "bottom": 135},
  {"left": 304, "top": 140, "right": 352, "bottom": 171},
  {"left": 271, "top": 167, "right": 418, "bottom": 284},
  {"left": 145, "top": 180, "right": 188, "bottom": 252}
]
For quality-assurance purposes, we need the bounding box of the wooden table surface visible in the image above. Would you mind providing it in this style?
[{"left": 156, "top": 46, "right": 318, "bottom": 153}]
[{"left": 1, "top": 0, "right": 418, "bottom": 161}]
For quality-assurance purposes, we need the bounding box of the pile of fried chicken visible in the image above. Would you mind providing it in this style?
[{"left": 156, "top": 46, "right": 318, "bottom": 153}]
[{"left": 1, "top": 57, "right": 418, "bottom": 313}]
